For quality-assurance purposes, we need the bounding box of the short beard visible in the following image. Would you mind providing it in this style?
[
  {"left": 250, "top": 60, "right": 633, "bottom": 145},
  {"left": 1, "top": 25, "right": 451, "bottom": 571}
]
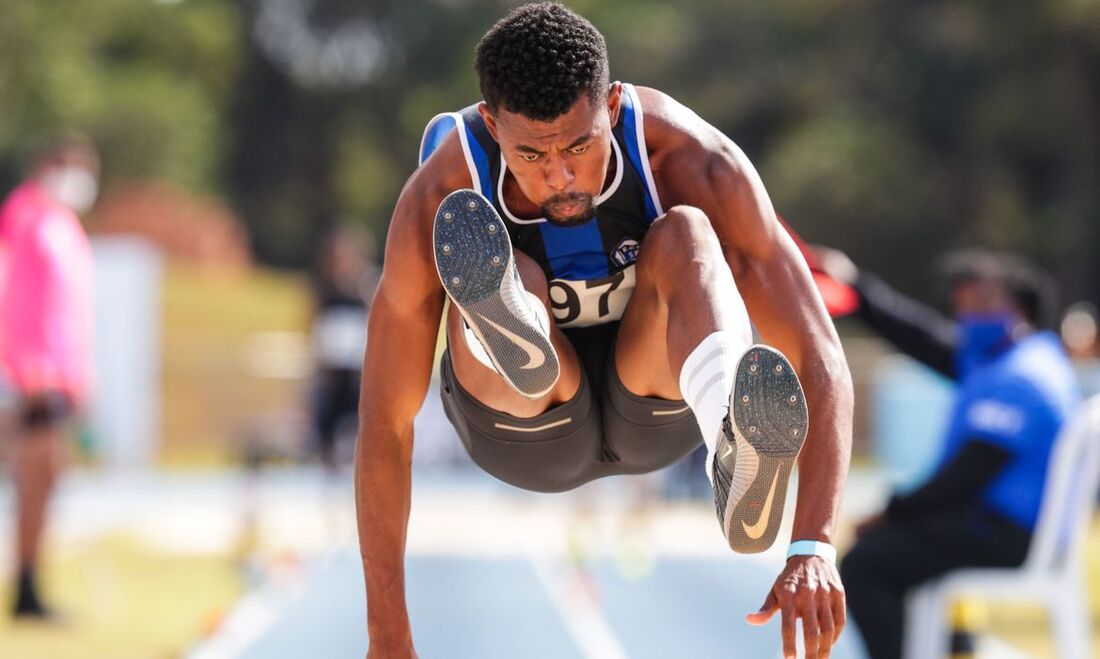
[{"left": 541, "top": 192, "right": 597, "bottom": 227}]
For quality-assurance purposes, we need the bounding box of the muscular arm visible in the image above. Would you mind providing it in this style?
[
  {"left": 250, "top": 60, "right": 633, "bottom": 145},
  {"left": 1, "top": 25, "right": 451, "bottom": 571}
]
[
  {"left": 356, "top": 137, "right": 465, "bottom": 654},
  {"left": 641, "top": 88, "right": 853, "bottom": 546},
  {"left": 641, "top": 88, "right": 852, "bottom": 656}
]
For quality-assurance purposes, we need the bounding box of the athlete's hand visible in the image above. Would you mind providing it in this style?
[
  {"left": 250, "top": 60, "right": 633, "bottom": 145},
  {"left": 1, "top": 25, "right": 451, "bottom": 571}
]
[{"left": 746, "top": 555, "right": 846, "bottom": 659}]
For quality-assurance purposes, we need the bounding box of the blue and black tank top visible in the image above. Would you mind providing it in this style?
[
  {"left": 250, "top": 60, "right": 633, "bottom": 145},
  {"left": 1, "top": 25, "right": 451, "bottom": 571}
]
[{"left": 419, "top": 83, "right": 664, "bottom": 328}]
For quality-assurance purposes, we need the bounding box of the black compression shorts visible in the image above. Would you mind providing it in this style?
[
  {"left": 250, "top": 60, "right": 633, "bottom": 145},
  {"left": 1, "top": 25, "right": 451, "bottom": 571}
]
[{"left": 440, "top": 322, "right": 703, "bottom": 492}]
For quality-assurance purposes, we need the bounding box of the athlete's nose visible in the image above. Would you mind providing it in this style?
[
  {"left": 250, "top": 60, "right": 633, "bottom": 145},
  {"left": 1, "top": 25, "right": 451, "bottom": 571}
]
[{"left": 543, "top": 157, "right": 574, "bottom": 192}]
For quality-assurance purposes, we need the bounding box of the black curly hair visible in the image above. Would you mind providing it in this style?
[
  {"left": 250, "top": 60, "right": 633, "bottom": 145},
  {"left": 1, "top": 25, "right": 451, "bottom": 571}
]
[{"left": 475, "top": 2, "right": 609, "bottom": 121}]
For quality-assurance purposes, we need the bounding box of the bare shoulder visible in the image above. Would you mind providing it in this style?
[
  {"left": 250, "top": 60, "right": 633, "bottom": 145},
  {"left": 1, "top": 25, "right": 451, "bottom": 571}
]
[
  {"left": 631, "top": 86, "right": 711, "bottom": 154},
  {"left": 385, "top": 130, "right": 474, "bottom": 261},
  {"left": 632, "top": 85, "right": 779, "bottom": 259},
  {"left": 375, "top": 128, "right": 477, "bottom": 308},
  {"left": 631, "top": 86, "right": 757, "bottom": 207},
  {"left": 393, "top": 129, "right": 473, "bottom": 230}
]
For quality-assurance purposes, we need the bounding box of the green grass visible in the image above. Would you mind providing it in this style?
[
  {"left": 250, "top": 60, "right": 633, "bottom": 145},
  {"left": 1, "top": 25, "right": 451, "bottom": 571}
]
[{"left": 0, "top": 533, "right": 242, "bottom": 659}]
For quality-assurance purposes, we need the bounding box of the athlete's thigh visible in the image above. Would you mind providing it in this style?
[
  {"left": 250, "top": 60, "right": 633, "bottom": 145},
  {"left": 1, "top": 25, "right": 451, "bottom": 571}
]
[
  {"left": 446, "top": 250, "right": 583, "bottom": 418},
  {"left": 613, "top": 272, "right": 680, "bottom": 400}
]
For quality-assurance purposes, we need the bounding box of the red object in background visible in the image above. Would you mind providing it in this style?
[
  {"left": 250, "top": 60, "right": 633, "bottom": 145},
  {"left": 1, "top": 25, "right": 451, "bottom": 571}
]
[{"left": 778, "top": 216, "right": 860, "bottom": 318}]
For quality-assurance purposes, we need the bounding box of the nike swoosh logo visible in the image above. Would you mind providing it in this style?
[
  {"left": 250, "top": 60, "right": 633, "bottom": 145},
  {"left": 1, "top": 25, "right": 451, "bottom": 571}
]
[
  {"left": 720, "top": 441, "right": 735, "bottom": 462},
  {"left": 476, "top": 313, "right": 546, "bottom": 370},
  {"left": 741, "top": 469, "right": 781, "bottom": 540}
]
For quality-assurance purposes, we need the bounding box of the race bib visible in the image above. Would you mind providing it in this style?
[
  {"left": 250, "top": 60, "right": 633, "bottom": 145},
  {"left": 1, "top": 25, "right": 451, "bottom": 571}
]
[{"left": 548, "top": 265, "right": 636, "bottom": 328}]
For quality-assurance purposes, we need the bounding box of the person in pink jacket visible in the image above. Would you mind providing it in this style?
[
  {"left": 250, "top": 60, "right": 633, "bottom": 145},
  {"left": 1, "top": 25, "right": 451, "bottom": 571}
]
[{"left": 0, "top": 136, "right": 98, "bottom": 618}]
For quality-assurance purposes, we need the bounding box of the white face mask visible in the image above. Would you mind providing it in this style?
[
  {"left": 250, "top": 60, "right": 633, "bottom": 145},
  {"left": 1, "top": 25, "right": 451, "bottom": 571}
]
[{"left": 40, "top": 166, "right": 99, "bottom": 215}]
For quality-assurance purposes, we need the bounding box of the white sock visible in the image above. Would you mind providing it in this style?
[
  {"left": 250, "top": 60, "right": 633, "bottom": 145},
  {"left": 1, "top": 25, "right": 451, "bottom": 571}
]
[{"left": 679, "top": 331, "right": 744, "bottom": 484}]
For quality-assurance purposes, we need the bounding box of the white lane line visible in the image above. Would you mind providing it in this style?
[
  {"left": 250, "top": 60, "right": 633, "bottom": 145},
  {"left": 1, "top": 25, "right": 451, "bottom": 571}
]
[
  {"left": 530, "top": 555, "right": 629, "bottom": 659},
  {"left": 186, "top": 586, "right": 292, "bottom": 659},
  {"left": 186, "top": 558, "right": 320, "bottom": 659}
]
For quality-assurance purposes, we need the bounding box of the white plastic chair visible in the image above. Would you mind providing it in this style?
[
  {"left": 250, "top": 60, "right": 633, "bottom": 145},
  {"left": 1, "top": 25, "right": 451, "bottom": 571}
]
[{"left": 903, "top": 393, "right": 1100, "bottom": 659}]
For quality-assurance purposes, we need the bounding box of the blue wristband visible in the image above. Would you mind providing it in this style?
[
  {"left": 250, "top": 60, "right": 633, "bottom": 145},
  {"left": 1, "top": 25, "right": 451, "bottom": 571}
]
[{"left": 786, "top": 540, "right": 837, "bottom": 563}]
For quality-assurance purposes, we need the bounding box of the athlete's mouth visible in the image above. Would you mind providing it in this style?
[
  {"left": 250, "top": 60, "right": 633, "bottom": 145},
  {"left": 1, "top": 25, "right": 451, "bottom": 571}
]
[
  {"left": 542, "top": 193, "right": 596, "bottom": 226},
  {"left": 557, "top": 201, "right": 585, "bottom": 215}
]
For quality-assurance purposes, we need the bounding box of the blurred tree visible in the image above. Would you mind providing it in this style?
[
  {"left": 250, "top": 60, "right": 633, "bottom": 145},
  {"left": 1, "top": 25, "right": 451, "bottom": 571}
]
[
  {"left": 1, "top": 0, "right": 1097, "bottom": 306},
  {"left": 0, "top": 0, "right": 242, "bottom": 193},
  {"left": 228, "top": 0, "right": 503, "bottom": 267}
]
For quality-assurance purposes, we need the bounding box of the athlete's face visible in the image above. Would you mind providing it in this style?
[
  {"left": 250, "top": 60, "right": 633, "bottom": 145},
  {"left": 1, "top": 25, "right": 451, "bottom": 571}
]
[{"left": 480, "top": 83, "right": 621, "bottom": 227}]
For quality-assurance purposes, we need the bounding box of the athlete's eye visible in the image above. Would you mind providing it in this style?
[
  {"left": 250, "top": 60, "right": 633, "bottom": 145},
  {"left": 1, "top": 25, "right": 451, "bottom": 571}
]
[
  {"left": 570, "top": 144, "right": 590, "bottom": 155},
  {"left": 519, "top": 152, "right": 541, "bottom": 162}
]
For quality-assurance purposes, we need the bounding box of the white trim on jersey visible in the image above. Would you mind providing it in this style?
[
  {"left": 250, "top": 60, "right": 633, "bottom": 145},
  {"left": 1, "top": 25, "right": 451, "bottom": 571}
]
[
  {"left": 623, "top": 83, "right": 664, "bottom": 218},
  {"left": 419, "top": 112, "right": 483, "bottom": 195},
  {"left": 495, "top": 135, "right": 626, "bottom": 225}
]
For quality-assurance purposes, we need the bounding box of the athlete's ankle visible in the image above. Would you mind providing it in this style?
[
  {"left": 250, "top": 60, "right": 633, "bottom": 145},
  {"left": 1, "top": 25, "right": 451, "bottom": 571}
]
[{"left": 679, "top": 331, "right": 744, "bottom": 454}]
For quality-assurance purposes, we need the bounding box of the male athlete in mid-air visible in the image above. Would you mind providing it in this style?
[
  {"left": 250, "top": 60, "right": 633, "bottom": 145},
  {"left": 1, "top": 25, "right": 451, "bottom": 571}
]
[{"left": 357, "top": 4, "right": 853, "bottom": 658}]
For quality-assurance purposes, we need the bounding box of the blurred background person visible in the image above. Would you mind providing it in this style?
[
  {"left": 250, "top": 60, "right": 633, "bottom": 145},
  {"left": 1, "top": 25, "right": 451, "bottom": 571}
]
[
  {"left": 309, "top": 224, "right": 378, "bottom": 470},
  {"left": 1061, "top": 302, "right": 1099, "bottom": 361},
  {"left": 1062, "top": 302, "right": 1100, "bottom": 401},
  {"left": 0, "top": 136, "right": 98, "bottom": 619},
  {"left": 815, "top": 246, "right": 1080, "bottom": 659}
]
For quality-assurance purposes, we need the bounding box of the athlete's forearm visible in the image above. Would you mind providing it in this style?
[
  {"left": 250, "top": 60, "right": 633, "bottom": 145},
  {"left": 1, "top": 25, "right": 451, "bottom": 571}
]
[
  {"left": 715, "top": 244, "right": 854, "bottom": 544},
  {"left": 356, "top": 423, "right": 415, "bottom": 644},
  {"left": 790, "top": 344, "right": 853, "bottom": 544},
  {"left": 717, "top": 240, "right": 854, "bottom": 544},
  {"left": 352, "top": 253, "right": 442, "bottom": 643}
]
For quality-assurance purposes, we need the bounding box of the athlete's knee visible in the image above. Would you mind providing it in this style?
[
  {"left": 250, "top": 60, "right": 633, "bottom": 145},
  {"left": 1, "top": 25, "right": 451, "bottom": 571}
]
[
  {"left": 649, "top": 205, "right": 721, "bottom": 255},
  {"left": 662, "top": 204, "right": 710, "bottom": 226},
  {"left": 514, "top": 250, "right": 549, "bottom": 302},
  {"left": 640, "top": 205, "right": 723, "bottom": 276}
]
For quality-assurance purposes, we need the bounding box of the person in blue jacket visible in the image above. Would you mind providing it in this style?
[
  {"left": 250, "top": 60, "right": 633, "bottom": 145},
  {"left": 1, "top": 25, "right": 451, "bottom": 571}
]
[{"left": 816, "top": 247, "right": 1081, "bottom": 659}]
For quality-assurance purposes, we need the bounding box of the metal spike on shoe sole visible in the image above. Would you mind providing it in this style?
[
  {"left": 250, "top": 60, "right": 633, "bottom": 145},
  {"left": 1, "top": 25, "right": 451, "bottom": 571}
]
[
  {"left": 432, "top": 189, "right": 560, "bottom": 399},
  {"left": 713, "top": 345, "right": 808, "bottom": 554}
]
